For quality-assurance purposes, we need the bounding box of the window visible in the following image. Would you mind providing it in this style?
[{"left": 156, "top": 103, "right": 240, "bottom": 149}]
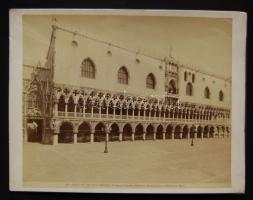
[
  {"left": 67, "top": 96, "right": 75, "bottom": 112},
  {"left": 58, "top": 95, "right": 65, "bottom": 112},
  {"left": 28, "top": 91, "right": 42, "bottom": 109},
  {"left": 146, "top": 73, "right": 156, "bottom": 89},
  {"left": 168, "top": 79, "right": 176, "bottom": 94},
  {"left": 204, "top": 87, "right": 210, "bottom": 99},
  {"left": 219, "top": 90, "right": 224, "bottom": 101},
  {"left": 192, "top": 74, "right": 195, "bottom": 83},
  {"left": 118, "top": 66, "right": 128, "bottom": 84},
  {"left": 186, "top": 82, "right": 193, "bottom": 96},
  {"left": 184, "top": 71, "right": 187, "bottom": 81},
  {"left": 81, "top": 58, "right": 95, "bottom": 78}
]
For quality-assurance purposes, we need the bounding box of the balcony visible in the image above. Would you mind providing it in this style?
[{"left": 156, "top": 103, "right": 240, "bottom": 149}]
[{"left": 56, "top": 111, "right": 229, "bottom": 125}]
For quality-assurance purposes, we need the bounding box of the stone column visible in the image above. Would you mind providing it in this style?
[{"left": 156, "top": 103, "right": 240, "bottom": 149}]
[
  {"left": 149, "top": 110, "right": 151, "bottom": 120},
  {"left": 132, "top": 108, "right": 135, "bottom": 119},
  {"left": 113, "top": 107, "right": 116, "bottom": 119},
  {"left": 143, "top": 131, "right": 146, "bottom": 141},
  {"left": 106, "top": 106, "right": 109, "bottom": 118},
  {"left": 54, "top": 102, "right": 58, "bottom": 116},
  {"left": 201, "top": 129, "right": 204, "bottom": 139},
  {"left": 179, "top": 131, "right": 183, "bottom": 139},
  {"left": 144, "top": 109, "right": 146, "bottom": 120},
  {"left": 119, "top": 131, "right": 123, "bottom": 142},
  {"left": 216, "top": 127, "right": 220, "bottom": 138},
  {"left": 105, "top": 131, "right": 109, "bottom": 142},
  {"left": 153, "top": 131, "right": 156, "bottom": 140},
  {"left": 52, "top": 132, "right": 58, "bottom": 145},
  {"left": 194, "top": 132, "right": 197, "bottom": 139},
  {"left": 172, "top": 132, "right": 175, "bottom": 140},
  {"left": 159, "top": 110, "right": 161, "bottom": 121},
  {"left": 99, "top": 106, "right": 102, "bottom": 118},
  {"left": 91, "top": 105, "right": 94, "bottom": 118},
  {"left": 131, "top": 132, "right": 135, "bottom": 141},
  {"left": 162, "top": 131, "right": 166, "bottom": 140},
  {"left": 187, "top": 130, "right": 190, "bottom": 140},
  {"left": 138, "top": 109, "right": 140, "bottom": 120},
  {"left": 154, "top": 111, "right": 157, "bottom": 120},
  {"left": 90, "top": 129, "right": 94, "bottom": 143},
  {"left": 83, "top": 106, "right": 86, "bottom": 118},
  {"left": 65, "top": 103, "right": 68, "bottom": 117},
  {"left": 74, "top": 103, "right": 77, "bottom": 117},
  {"left": 163, "top": 111, "right": 166, "bottom": 121},
  {"left": 73, "top": 130, "right": 78, "bottom": 144},
  {"left": 126, "top": 108, "right": 128, "bottom": 119}
]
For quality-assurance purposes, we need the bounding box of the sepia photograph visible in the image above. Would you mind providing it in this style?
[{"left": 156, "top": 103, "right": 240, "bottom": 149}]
[{"left": 9, "top": 9, "right": 246, "bottom": 193}]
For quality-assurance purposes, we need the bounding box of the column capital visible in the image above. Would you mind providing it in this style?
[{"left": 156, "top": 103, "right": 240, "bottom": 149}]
[
  {"left": 54, "top": 99, "right": 59, "bottom": 104},
  {"left": 53, "top": 131, "right": 59, "bottom": 135},
  {"left": 90, "top": 128, "right": 95, "bottom": 134}
]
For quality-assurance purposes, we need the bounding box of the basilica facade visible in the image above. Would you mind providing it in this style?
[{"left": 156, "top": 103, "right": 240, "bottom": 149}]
[{"left": 23, "top": 25, "right": 231, "bottom": 145}]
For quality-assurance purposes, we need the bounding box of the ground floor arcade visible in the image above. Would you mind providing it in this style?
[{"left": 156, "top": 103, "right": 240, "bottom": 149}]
[{"left": 48, "top": 119, "right": 230, "bottom": 145}]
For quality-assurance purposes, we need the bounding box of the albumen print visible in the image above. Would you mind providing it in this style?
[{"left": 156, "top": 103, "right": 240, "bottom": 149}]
[{"left": 9, "top": 10, "right": 246, "bottom": 193}]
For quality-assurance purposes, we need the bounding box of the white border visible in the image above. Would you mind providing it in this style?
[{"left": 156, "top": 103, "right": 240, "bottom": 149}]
[{"left": 9, "top": 9, "right": 246, "bottom": 193}]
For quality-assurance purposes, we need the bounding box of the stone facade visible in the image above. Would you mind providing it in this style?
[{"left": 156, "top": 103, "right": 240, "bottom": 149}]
[{"left": 23, "top": 25, "right": 231, "bottom": 145}]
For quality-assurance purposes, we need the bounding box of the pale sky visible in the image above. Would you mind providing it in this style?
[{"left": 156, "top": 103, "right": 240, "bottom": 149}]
[{"left": 23, "top": 15, "right": 232, "bottom": 78}]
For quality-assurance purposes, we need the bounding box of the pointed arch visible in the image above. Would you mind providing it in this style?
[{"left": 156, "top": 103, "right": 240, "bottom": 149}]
[
  {"left": 76, "top": 97, "right": 84, "bottom": 113},
  {"left": 135, "top": 123, "right": 144, "bottom": 140},
  {"left": 174, "top": 125, "right": 182, "bottom": 139},
  {"left": 58, "top": 121, "right": 74, "bottom": 143},
  {"left": 81, "top": 58, "right": 95, "bottom": 78},
  {"left": 123, "top": 123, "right": 132, "bottom": 141},
  {"left": 197, "top": 126, "right": 203, "bottom": 138},
  {"left": 166, "top": 124, "right": 174, "bottom": 139},
  {"left": 192, "top": 73, "right": 195, "bottom": 83},
  {"left": 109, "top": 123, "right": 120, "bottom": 141},
  {"left": 94, "top": 122, "right": 106, "bottom": 142},
  {"left": 182, "top": 125, "right": 189, "bottom": 139},
  {"left": 58, "top": 94, "right": 65, "bottom": 112},
  {"left": 156, "top": 124, "right": 164, "bottom": 140},
  {"left": 27, "top": 90, "right": 43, "bottom": 111},
  {"left": 146, "top": 124, "right": 155, "bottom": 140},
  {"left": 204, "top": 87, "right": 210, "bottom": 99},
  {"left": 184, "top": 71, "right": 187, "bottom": 81},
  {"left": 203, "top": 126, "right": 209, "bottom": 138},
  {"left": 77, "top": 121, "right": 91, "bottom": 143},
  {"left": 219, "top": 90, "right": 224, "bottom": 101},
  {"left": 118, "top": 66, "right": 129, "bottom": 84},
  {"left": 67, "top": 95, "right": 75, "bottom": 112},
  {"left": 168, "top": 79, "right": 176, "bottom": 94},
  {"left": 146, "top": 73, "right": 156, "bottom": 89},
  {"left": 190, "top": 125, "right": 196, "bottom": 138},
  {"left": 186, "top": 82, "right": 193, "bottom": 96},
  {"left": 27, "top": 79, "right": 43, "bottom": 114}
]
